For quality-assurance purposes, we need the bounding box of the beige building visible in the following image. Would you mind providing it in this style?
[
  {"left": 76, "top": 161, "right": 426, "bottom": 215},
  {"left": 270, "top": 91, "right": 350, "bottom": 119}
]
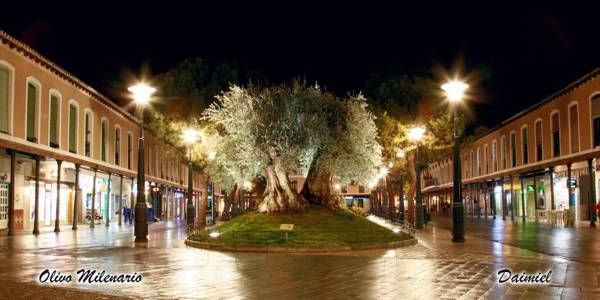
[
  {"left": 422, "top": 69, "right": 600, "bottom": 225},
  {"left": 0, "top": 31, "right": 209, "bottom": 235}
]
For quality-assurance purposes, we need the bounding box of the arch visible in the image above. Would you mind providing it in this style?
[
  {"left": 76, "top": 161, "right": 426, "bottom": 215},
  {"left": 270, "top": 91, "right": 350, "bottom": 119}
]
[
  {"left": 0, "top": 60, "right": 15, "bottom": 135},
  {"left": 25, "top": 76, "right": 42, "bottom": 142},
  {"left": 67, "top": 99, "right": 79, "bottom": 153}
]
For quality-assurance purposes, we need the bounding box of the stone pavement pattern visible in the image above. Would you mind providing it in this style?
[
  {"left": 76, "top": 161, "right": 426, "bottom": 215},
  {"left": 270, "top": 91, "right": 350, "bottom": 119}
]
[{"left": 0, "top": 219, "right": 599, "bottom": 299}]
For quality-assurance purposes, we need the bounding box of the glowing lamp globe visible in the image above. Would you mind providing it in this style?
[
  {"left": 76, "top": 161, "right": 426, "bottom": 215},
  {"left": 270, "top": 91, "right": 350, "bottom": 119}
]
[
  {"left": 441, "top": 81, "right": 468, "bottom": 103},
  {"left": 128, "top": 83, "right": 156, "bottom": 105}
]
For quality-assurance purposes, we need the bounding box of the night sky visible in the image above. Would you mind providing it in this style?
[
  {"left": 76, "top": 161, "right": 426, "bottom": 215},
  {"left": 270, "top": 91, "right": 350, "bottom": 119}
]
[{"left": 2, "top": 3, "right": 599, "bottom": 130}]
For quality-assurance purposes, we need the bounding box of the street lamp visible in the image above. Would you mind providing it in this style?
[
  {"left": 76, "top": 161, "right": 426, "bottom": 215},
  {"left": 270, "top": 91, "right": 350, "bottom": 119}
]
[
  {"left": 396, "top": 149, "right": 406, "bottom": 222},
  {"left": 442, "top": 80, "right": 468, "bottom": 243},
  {"left": 408, "top": 126, "right": 425, "bottom": 229},
  {"left": 128, "top": 82, "right": 156, "bottom": 242},
  {"left": 183, "top": 128, "right": 199, "bottom": 227}
]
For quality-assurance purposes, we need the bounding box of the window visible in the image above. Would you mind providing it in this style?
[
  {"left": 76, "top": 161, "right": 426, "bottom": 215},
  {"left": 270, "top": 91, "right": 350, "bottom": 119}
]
[
  {"left": 552, "top": 112, "right": 560, "bottom": 157},
  {"left": 127, "top": 133, "right": 133, "bottom": 169},
  {"left": 341, "top": 185, "right": 348, "bottom": 193},
  {"left": 476, "top": 148, "right": 481, "bottom": 176},
  {"left": 535, "top": 120, "right": 542, "bottom": 161},
  {"left": 484, "top": 145, "right": 489, "bottom": 174},
  {"left": 592, "top": 95, "right": 600, "bottom": 147},
  {"left": 101, "top": 119, "right": 108, "bottom": 162},
  {"left": 501, "top": 136, "right": 506, "bottom": 169},
  {"left": 84, "top": 111, "right": 93, "bottom": 157},
  {"left": 26, "top": 80, "right": 40, "bottom": 142},
  {"left": 510, "top": 132, "right": 516, "bottom": 167},
  {"left": 49, "top": 92, "right": 60, "bottom": 148},
  {"left": 68, "top": 102, "right": 78, "bottom": 153},
  {"left": 522, "top": 126, "right": 528, "bottom": 165},
  {"left": 0, "top": 63, "right": 13, "bottom": 134},
  {"left": 492, "top": 140, "right": 497, "bottom": 172},
  {"left": 115, "top": 127, "right": 121, "bottom": 166},
  {"left": 290, "top": 180, "right": 298, "bottom": 191},
  {"left": 358, "top": 185, "right": 365, "bottom": 193},
  {"left": 470, "top": 151, "right": 474, "bottom": 177},
  {"left": 569, "top": 103, "right": 579, "bottom": 153}
]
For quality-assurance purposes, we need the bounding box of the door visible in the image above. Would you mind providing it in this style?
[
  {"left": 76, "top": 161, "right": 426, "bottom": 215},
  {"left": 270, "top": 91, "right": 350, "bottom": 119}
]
[{"left": 0, "top": 182, "right": 8, "bottom": 228}]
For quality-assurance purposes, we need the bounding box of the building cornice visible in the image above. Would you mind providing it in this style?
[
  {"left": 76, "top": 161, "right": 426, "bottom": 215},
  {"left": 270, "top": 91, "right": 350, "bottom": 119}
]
[{"left": 0, "top": 30, "right": 141, "bottom": 125}]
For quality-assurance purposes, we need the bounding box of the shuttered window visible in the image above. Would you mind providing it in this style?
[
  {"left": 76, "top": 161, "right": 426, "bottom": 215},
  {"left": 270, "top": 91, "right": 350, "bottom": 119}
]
[
  {"left": 552, "top": 113, "right": 560, "bottom": 157},
  {"left": 69, "top": 104, "right": 77, "bottom": 153},
  {"left": 569, "top": 105, "right": 579, "bottom": 153},
  {"left": 115, "top": 127, "right": 121, "bottom": 166},
  {"left": 85, "top": 112, "right": 91, "bottom": 157},
  {"left": 101, "top": 120, "right": 107, "bottom": 162},
  {"left": 510, "top": 133, "right": 516, "bottom": 167},
  {"left": 26, "top": 83, "right": 37, "bottom": 142},
  {"left": 535, "top": 121, "right": 542, "bottom": 161},
  {"left": 49, "top": 95, "right": 59, "bottom": 147},
  {"left": 127, "top": 133, "right": 132, "bottom": 169},
  {"left": 522, "top": 127, "right": 528, "bottom": 164},
  {"left": 0, "top": 67, "right": 8, "bottom": 133},
  {"left": 592, "top": 95, "right": 600, "bottom": 147}
]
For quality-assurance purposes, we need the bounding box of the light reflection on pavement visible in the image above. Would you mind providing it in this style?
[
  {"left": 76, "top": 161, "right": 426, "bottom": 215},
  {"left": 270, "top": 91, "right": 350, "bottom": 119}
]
[{"left": 0, "top": 218, "right": 599, "bottom": 299}]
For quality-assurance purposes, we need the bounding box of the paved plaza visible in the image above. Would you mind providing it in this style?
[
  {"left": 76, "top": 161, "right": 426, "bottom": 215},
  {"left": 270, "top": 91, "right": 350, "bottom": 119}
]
[{"left": 1, "top": 218, "right": 600, "bottom": 299}]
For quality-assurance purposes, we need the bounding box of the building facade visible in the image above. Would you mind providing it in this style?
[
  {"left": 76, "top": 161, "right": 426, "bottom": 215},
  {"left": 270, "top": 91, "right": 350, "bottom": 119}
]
[
  {"left": 0, "top": 31, "right": 207, "bottom": 235},
  {"left": 422, "top": 69, "right": 600, "bottom": 225}
]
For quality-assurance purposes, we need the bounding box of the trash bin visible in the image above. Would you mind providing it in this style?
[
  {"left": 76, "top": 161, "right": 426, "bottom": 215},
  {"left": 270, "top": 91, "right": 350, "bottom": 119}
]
[{"left": 148, "top": 208, "right": 154, "bottom": 221}]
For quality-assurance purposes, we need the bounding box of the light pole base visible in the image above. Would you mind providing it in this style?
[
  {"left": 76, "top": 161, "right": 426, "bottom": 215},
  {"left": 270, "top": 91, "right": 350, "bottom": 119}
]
[
  {"left": 415, "top": 203, "right": 424, "bottom": 229},
  {"left": 134, "top": 203, "right": 148, "bottom": 243},
  {"left": 186, "top": 204, "right": 196, "bottom": 227},
  {"left": 451, "top": 202, "right": 465, "bottom": 243}
]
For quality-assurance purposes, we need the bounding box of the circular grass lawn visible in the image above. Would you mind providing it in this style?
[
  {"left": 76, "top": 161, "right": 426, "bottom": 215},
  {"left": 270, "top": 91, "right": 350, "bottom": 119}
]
[{"left": 188, "top": 207, "right": 412, "bottom": 248}]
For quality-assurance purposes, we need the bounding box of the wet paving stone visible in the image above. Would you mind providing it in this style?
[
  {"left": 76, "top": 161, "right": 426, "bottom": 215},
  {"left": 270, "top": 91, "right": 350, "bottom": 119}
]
[{"left": 0, "top": 218, "right": 599, "bottom": 299}]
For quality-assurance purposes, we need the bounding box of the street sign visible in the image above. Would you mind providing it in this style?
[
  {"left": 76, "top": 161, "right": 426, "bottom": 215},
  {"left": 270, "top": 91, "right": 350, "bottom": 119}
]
[
  {"left": 280, "top": 224, "right": 294, "bottom": 231},
  {"left": 280, "top": 224, "right": 294, "bottom": 240},
  {"left": 567, "top": 178, "right": 577, "bottom": 188}
]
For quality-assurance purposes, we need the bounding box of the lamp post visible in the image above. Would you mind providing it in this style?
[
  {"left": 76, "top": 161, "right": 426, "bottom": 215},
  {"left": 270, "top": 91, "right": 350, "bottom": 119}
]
[
  {"left": 397, "top": 149, "right": 406, "bottom": 222},
  {"left": 408, "top": 126, "right": 426, "bottom": 229},
  {"left": 183, "top": 128, "right": 199, "bottom": 227},
  {"left": 442, "top": 80, "right": 468, "bottom": 243},
  {"left": 128, "top": 83, "right": 156, "bottom": 242}
]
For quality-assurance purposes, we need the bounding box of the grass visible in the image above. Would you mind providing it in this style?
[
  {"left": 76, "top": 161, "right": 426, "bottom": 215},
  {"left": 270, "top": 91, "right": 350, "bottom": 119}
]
[{"left": 188, "top": 206, "right": 412, "bottom": 248}]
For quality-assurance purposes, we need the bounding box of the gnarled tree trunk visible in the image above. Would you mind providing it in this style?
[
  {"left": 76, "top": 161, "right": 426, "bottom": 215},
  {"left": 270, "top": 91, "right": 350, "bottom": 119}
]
[
  {"left": 258, "top": 162, "right": 308, "bottom": 213},
  {"left": 301, "top": 169, "right": 344, "bottom": 210}
]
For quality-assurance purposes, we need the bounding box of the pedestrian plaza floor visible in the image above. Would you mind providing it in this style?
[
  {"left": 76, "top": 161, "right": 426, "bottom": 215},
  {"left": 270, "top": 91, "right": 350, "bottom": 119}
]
[{"left": 1, "top": 217, "right": 600, "bottom": 299}]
